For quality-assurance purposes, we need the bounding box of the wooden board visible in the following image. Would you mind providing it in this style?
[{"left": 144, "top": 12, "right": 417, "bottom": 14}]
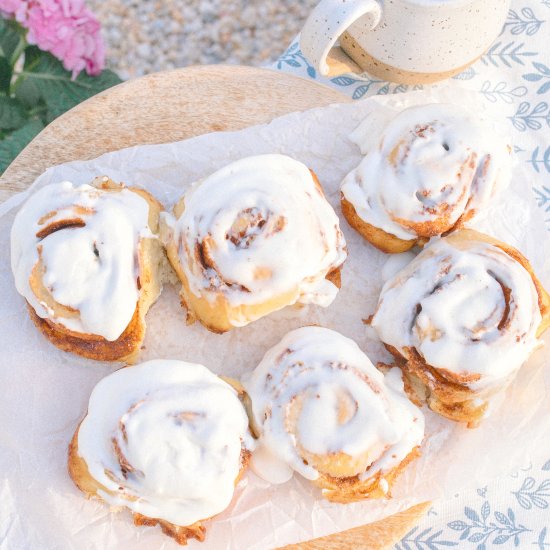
[
  {"left": 0, "top": 65, "right": 429, "bottom": 548},
  {"left": 0, "top": 65, "right": 348, "bottom": 201}
]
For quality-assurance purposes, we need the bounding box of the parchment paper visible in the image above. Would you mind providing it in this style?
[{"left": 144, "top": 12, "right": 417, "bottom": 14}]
[{"left": 0, "top": 88, "right": 549, "bottom": 550}]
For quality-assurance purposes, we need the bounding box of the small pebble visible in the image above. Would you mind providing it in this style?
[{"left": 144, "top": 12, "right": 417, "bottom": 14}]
[{"left": 87, "top": 0, "right": 318, "bottom": 80}]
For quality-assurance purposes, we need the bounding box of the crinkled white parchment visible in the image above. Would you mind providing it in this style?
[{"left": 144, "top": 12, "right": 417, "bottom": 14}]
[{"left": 0, "top": 88, "right": 549, "bottom": 550}]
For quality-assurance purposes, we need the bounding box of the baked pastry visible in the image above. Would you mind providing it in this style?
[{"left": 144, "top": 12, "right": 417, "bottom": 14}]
[
  {"left": 68, "top": 359, "right": 254, "bottom": 545},
  {"left": 11, "top": 177, "right": 164, "bottom": 362},
  {"left": 244, "top": 326, "right": 424, "bottom": 502},
  {"left": 162, "top": 154, "right": 347, "bottom": 333},
  {"left": 370, "top": 229, "right": 550, "bottom": 427},
  {"left": 340, "top": 103, "right": 512, "bottom": 253}
]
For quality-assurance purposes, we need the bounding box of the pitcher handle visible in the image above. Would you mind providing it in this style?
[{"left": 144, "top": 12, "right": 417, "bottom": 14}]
[{"left": 300, "top": 0, "right": 382, "bottom": 76}]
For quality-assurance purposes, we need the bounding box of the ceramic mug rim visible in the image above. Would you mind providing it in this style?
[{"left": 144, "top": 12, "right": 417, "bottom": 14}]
[{"left": 397, "top": 0, "right": 479, "bottom": 9}]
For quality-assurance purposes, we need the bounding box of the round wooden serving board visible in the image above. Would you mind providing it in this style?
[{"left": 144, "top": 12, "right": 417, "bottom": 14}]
[{"left": 0, "top": 65, "right": 429, "bottom": 549}]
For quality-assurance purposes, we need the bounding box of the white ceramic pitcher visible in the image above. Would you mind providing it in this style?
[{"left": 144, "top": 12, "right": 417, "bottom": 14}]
[{"left": 300, "top": 0, "right": 510, "bottom": 84}]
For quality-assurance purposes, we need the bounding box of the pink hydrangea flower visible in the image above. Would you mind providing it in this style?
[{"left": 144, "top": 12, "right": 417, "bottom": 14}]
[
  {"left": 0, "top": 0, "right": 105, "bottom": 77},
  {"left": 0, "top": 0, "right": 27, "bottom": 21},
  {"left": 0, "top": 0, "right": 20, "bottom": 14}
]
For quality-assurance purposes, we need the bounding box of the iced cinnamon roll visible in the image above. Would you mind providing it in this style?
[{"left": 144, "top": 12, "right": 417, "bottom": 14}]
[
  {"left": 11, "top": 177, "right": 164, "bottom": 362},
  {"left": 68, "top": 360, "right": 254, "bottom": 545},
  {"left": 244, "top": 326, "right": 424, "bottom": 502},
  {"left": 371, "top": 230, "right": 550, "bottom": 427},
  {"left": 162, "top": 155, "right": 347, "bottom": 333},
  {"left": 341, "top": 103, "right": 512, "bottom": 253}
]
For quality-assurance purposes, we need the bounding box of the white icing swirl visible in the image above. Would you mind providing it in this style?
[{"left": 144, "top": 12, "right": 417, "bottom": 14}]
[
  {"left": 10, "top": 181, "right": 152, "bottom": 341},
  {"left": 77, "top": 360, "right": 253, "bottom": 526},
  {"left": 341, "top": 103, "right": 512, "bottom": 240},
  {"left": 166, "top": 154, "right": 347, "bottom": 314},
  {"left": 371, "top": 234, "right": 542, "bottom": 385},
  {"left": 244, "top": 326, "right": 424, "bottom": 484}
]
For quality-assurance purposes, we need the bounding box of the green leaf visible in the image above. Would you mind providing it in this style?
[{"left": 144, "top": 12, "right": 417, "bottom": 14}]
[
  {"left": 0, "top": 96, "right": 27, "bottom": 129},
  {"left": 0, "top": 118, "right": 43, "bottom": 173},
  {"left": 22, "top": 44, "right": 42, "bottom": 68},
  {"left": 0, "top": 19, "right": 25, "bottom": 64},
  {"left": 15, "top": 46, "right": 53, "bottom": 107},
  {"left": 15, "top": 48, "right": 122, "bottom": 121},
  {"left": 0, "top": 56, "right": 12, "bottom": 94},
  {"left": 47, "top": 67, "right": 122, "bottom": 121},
  {"left": 14, "top": 47, "right": 43, "bottom": 107}
]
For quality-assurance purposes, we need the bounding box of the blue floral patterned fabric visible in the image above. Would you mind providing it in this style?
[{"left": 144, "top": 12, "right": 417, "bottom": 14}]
[
  {"left": 396, "top": 459, "right": 550, "bottom": 549},
  {"left": 273, "top": 1, "right": 550, "bottom": 547}
]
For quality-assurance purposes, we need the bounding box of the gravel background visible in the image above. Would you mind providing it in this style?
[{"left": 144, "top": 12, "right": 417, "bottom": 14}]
[{"left": 87, "top": 0, "right": 318, "bottom": 79}]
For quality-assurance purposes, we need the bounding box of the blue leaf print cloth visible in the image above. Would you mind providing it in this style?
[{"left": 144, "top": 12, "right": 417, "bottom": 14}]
[{"left": 273, "top": 0, "right": 550, "bottom": 547}]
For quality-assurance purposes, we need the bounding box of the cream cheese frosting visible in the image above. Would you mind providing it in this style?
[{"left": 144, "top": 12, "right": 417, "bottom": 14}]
[
  {"left": 164, "top": 154, "right": 347, "bottom": 315},
  {"left": 11, "top": 180, "right": 153, "bottom": 341},
  {"left": 77, "top": 360, "right": 253, "bottom": 526},
  {"left": 371, "top": 236, "right": 542, "bottom": 386},
  {"left": 341, "top": 103, "right": 512, "bottom": 240},
  {"left": 244, "top": 326, "right": 424, "bottom": 485}
]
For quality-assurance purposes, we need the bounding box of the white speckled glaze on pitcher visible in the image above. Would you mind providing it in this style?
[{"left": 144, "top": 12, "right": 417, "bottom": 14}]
[{"left": 300, "top": 0, "right": 510, "bottom": 82}]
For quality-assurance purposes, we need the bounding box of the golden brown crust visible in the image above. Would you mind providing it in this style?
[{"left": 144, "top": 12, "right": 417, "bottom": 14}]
[
  {"left": 171, "top": 266, "right": 302, "bottom": 334},
  {"left": 314, "top": 447, "right": 421, "bottom": 503},
  {"left": 68, "top": 421, "right": 250, "bottom": 546},
  {"left": 340, "top": 196, "right": 476, "bottom": 255},
  {"left": 68, "top": 428, "right": 109, "bottom": 497},
  {"left": 341, "top": 196, "right": 417, "bottom": 253},
  {"left": 28, "top": 178, "right": 165, "bottom": 363},
  {"left": 29, "top": 303, "right": 144, "bottom": 363},
  {"left": 171, "top": 264, "right": 342, "bottom": 335},
  {"left": 386, "top": 344, "right": 489, "bottom": 428},
  {"left": 325, "top": 266, "right": 342, "bottom": 289},
  {"left": 132, "top": 514, "right": 206, "bottom": 545}
]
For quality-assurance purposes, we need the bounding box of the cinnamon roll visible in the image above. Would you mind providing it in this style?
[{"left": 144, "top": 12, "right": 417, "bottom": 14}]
[
  {"left": 244, "top": 326, "right": 424, "bottom": 502},
  {"left": 370, "top": 229, "right": 550, "bottom": 427},
  {"left": 11, "top": 177, "right": 164, "bottom": 362},
  {"left": 162, "top": 154, "right": 347, "bottom": 333},
  {"left": 341, "top": 104, "right": 512, "bottom": 253},
  {"left": 68, "top": 360, "right": 254, "bottom": 545}
]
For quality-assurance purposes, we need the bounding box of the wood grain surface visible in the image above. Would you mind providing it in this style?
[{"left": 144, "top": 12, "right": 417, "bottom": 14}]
[
  {"left": 0, "top": 65, "right": 348, "bottom": 201},
  {"left": 280, "top": 502, "right": 431, "bottom": 550},
  {"left": 0, "top": 65, "right": 428, "bottom": 549}
]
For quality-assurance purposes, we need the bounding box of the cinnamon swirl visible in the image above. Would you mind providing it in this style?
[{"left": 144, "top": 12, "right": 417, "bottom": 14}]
[
  {"left": 68, "top": 360, "right": 254, "bottom": 545},
  {"left": 162, "top": 155, "right": 347, "bottom": 333},
  {"left": 341, "top": 104, "right": 512, "bottom": 253},
  {"left": 244, "top": 326, "right": 424, "bottom": 502},
  {"left": 11, "top": 177, "right": 164, "bottom": 362},
  {"left": 370, "top": 229, "right": 550, "bottom": 427}
]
